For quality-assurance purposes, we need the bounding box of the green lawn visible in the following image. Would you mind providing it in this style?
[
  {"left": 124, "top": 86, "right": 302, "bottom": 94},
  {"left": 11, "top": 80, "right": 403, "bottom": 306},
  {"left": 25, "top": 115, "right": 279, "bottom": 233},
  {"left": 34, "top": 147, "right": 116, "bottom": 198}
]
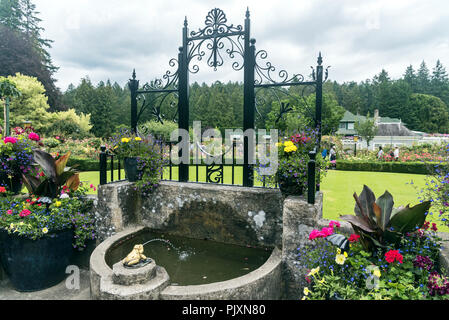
[
  {"left": 79, "top": 169, "right": 448, "bottom": 232},
  {"left": 320, "top": 170, "right": 448, "bottom": 232}
]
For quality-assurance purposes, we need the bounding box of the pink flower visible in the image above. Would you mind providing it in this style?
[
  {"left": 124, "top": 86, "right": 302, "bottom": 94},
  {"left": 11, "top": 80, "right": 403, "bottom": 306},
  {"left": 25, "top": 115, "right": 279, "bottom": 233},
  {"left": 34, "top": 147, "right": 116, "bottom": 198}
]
[
  {"left": 3, "top": 136, "right": 17, "bottom": 144},
  {"left": 309, "top": 229, "right": 323, "bottom": 240},
  {"left": 19, "top": 209, "right": 31, "bottom": 218},
  {"left": 7, "top": 210, "right": 12, "bottom": 215},
  {"left": 329, "top": 221, "right": 341, "bottom": 229},
  {"left": 321, "top": 227, "right": 334, "bottom": 237},
  {"left": 28, "top": 132, "right": 40, "bottom": 141},
  {"left": 431, "top": 223, "right": 438, "bottom": 232}
]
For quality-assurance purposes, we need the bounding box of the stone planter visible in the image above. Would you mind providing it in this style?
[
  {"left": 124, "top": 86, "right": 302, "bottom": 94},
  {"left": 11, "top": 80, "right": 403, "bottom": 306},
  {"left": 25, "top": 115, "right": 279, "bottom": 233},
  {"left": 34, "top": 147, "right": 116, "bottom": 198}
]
[
  {"left": 277, "top": 173, "right": 304, "bottom": 196},
  {"left": 0, "top": 228, "right": 74, "bottom": 292},
  {"left": 123, "top": 157, "right": 141, "bottom": 182}
]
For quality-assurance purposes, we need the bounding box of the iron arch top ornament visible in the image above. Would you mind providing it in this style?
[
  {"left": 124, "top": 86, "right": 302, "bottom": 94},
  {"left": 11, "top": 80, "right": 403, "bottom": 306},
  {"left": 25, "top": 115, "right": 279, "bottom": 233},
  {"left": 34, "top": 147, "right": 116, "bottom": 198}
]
[
  {"left": 128, "top": 7, "right": 327, "bottom": 188},
  {"left": 189, "top": 8, "right": 244, "bottom": 40}
]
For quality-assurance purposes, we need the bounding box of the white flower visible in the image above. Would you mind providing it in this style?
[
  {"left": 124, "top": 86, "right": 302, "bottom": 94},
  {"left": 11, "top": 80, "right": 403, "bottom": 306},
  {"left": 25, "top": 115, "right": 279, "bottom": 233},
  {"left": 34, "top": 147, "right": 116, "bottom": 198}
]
[{"left": 60, "top": 193, "right": 70, "bottom": 199}]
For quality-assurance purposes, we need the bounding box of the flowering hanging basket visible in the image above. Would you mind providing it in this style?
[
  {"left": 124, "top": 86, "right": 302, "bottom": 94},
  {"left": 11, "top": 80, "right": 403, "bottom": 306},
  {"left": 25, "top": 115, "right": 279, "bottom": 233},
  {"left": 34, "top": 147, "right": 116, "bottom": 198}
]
[{"left": 0, "top": 228, "right": 74, "bottom": 292}]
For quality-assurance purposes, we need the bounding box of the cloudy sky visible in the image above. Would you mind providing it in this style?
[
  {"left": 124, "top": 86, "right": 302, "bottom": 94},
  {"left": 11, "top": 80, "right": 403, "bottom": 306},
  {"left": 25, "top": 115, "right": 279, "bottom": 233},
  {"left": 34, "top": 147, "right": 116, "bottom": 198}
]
[{"left": 33, "top": 0, "right": 449, "bottom": 91}]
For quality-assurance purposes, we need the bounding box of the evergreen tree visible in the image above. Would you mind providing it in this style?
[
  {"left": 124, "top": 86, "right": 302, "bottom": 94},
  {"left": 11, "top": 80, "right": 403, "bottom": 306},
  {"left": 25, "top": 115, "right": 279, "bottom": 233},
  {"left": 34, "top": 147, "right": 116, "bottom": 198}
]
[
  {"left": 403, "top": 65, "right": 417, "bottom": 92},
  {"left": 416, "top": 61, "right": 431, "bottom": 94}
]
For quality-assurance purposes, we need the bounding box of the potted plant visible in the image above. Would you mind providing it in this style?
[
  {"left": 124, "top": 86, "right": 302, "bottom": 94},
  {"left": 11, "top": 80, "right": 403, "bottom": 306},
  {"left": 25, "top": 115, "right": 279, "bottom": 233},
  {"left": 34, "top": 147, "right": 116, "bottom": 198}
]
[
  {"left": 110, "top": 130, "right": 164, "bottom": 193},
  {"left": 0, "top": 149, "right": 95, "bottom": 292},
  {"left": 0, "top": 129, "right": 41, "bottom": 194},
  {"left": 257, "top": 131, "right": 325, "bottom": 196}
]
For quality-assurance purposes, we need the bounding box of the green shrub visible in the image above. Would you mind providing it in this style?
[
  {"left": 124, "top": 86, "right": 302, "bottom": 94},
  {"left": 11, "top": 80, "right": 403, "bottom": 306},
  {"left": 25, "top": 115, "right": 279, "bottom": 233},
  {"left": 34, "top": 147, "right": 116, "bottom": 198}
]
[
  {"left": 139, "top": 120, "right": 178, "bottom": 142},
  {"left": 335, "top": 160, "right": 432, "bottom": 175}
]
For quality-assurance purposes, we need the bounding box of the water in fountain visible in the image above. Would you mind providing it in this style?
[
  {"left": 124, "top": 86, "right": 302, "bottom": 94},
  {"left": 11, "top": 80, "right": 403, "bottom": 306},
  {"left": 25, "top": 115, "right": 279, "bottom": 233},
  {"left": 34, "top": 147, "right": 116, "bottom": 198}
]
[{"left": 142, "top": 238, "right": 191, "bottom": 261}]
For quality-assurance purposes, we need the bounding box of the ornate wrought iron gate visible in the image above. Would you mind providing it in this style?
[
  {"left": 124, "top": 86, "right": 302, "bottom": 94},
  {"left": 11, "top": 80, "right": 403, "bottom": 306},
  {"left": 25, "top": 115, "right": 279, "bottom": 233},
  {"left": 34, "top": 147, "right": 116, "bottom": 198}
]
[{"left": 128, "top": 8, "right": 327, "bottom": 188}]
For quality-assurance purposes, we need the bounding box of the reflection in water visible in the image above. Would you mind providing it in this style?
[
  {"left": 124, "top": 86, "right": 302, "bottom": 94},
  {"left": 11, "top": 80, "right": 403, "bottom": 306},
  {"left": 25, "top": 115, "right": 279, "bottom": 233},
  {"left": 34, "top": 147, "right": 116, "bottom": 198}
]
[{"left": 107, "top": 231, "right": 271, "bottom": 286}]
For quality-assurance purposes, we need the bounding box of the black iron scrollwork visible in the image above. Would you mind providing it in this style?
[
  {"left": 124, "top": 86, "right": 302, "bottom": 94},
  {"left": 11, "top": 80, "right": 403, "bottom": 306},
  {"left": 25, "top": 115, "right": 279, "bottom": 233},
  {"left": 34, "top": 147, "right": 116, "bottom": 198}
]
[
  {"left": 206, "top": 164, "right": 224, "bottom": 183},
  {"left": 187, "top": 8, "right": 245, "bottom": 72},
  {"left": 254, "top": 49, "right": 306, "bottom": 86}
]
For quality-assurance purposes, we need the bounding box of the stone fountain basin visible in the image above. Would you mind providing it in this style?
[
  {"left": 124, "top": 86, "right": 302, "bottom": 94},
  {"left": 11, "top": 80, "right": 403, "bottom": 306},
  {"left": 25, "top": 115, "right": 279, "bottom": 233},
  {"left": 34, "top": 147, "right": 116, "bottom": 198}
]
[{"left": 90, "top": 226, "right": 282, "bottom": 300}]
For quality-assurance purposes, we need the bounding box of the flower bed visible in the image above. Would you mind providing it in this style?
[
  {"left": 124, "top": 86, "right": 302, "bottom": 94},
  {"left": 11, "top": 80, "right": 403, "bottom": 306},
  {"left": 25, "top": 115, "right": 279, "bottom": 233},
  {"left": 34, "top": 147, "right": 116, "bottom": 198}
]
[
  {"left": 298, "top": 220, "right": 446, "bottom": 300},
  {"left": 297, "top": 185, "right": 449, "bottom": 300}
]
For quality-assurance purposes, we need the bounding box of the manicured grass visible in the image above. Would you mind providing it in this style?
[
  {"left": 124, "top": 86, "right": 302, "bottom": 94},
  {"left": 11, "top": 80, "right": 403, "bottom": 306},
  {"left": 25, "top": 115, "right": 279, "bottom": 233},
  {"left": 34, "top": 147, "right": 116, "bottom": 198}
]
[
  {"left": 79, "top": 169, "right": 448, "bottom": 232},
  {"left": 320, "top": 170, "right": 448, "bottom": 232}
]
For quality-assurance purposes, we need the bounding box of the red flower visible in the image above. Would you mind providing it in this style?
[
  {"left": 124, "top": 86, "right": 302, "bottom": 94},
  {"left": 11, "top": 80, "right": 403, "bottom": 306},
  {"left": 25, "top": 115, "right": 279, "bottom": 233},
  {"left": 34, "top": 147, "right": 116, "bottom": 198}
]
[
  {"left": 348, "top": 234, "right": 360, "bottom": 243},
  {"left": 431, "top": 223, "right": 438, "bottom": 232},
  {"left": 385, "top": 250, "right": 403, "bottom": 264},
  {"left": 19, "top": 209, "right": 31, "bottom": 218},
  {"left": 0, "top": 186, "right": 6, "bottom": 193}
]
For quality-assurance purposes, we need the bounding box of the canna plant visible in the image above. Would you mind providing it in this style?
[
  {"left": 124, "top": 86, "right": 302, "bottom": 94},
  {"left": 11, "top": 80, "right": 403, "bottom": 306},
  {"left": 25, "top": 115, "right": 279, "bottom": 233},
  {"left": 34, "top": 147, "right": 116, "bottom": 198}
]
[
  {"left": 340, "top": 185, "right": 431, "bottom": 251},
  {"left": 22, "top": 149, "right": 80, "bottom": 199}
]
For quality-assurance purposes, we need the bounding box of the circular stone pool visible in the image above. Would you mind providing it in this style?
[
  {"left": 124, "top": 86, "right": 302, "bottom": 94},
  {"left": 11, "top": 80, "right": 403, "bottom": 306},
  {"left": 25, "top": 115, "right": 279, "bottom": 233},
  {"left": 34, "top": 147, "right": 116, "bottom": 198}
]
[{"left": 90, "top": 226, "right": 282, "bottom": 300}]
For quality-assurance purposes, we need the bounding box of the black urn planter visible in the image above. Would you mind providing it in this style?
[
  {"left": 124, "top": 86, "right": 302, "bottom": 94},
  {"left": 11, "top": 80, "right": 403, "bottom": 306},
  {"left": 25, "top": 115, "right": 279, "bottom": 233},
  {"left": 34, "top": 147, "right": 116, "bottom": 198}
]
[
  {"left": 0, "top": 228, "right": 74, "bottom": 292},
  {"left": 0, "top": 172, "right": 23, "bottom": 194},
  {"left": 123, "top": 157, "right": 142, "bottom": 182},
  {"left": 277, "top": 174, "right": 304, "bottom": 196}
]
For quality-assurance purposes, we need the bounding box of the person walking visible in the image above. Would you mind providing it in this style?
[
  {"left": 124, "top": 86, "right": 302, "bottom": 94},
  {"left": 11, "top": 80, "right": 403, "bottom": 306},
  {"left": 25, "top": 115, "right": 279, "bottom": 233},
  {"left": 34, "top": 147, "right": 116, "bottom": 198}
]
[
  {"left": 394, "top": 146, "right": 400, "bottom": 161},
  {"left": 329, "top": 146, "right": 337, "bottom": 161},
  {"left": 377, "top": 146, "right": 384, "bottom": 160}
]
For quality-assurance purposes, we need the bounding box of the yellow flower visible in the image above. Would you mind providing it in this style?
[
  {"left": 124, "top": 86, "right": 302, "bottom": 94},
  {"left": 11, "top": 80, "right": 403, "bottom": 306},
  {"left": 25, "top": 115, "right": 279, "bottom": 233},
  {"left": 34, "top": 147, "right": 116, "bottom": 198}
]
[
  {"left": 284, "top": 145, "right": 298, "bottom": 153},
  {"left": 337, "top": 248, "right": 341, "bottom": 254},
  {"left": 284, "top": 141, "right": 294, "bottom": 147},
  {"left": 9, "top": 223, "right": 14, "bottom": 229},
  {"left": 344, "top": 251, "right": 348, "bottom": 258},
  {"left": 134, "top": 137, "right": 142, "bottom": 141},
  {"left": 54, "top": 201, "right": 62, "bottom": 207},
  {"left": 121, "top": 138, "right": 130, "bottom": 143},
  {"left": 373, "top": 268, "right": 381, "bottom": 278},
  {"left": 335, "top": 253, "right": 346, "bottom": 265},
  {"left": 307, "top": 266, "right": 320, "bottom": 277},
  {"left": 42, "top": 227, "right": 48, "bottom": 234},
  {"left": 303, "top": 287, "right": 311, "bottom": 296},
  {"left": 19, "top": 222, "right": 24, "bottom": 226},
  {"left": 317, "top": 277, "right": 326, "bottom": 285},
  {"left": 275, "top": 142, "right": 282, "bottom": 147}
]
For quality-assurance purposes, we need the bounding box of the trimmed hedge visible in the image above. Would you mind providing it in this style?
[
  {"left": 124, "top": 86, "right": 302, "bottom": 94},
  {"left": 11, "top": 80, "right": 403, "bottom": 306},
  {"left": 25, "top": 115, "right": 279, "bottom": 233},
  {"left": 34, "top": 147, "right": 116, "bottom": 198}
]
[
  {"left": 335, "top": 160, "right": 434, "bottom": 175},
  {"left": 67, "top": 157, "right": 120, "bottom": 172}
]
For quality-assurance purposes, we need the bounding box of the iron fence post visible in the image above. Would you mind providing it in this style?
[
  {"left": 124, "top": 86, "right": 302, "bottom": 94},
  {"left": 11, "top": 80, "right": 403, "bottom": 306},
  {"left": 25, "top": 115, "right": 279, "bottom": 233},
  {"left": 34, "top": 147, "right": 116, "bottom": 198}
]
[
  {"left": 178, "top": 18, "right": 190, "bottom": 182},
  {"left": 315, "top": 53, "right": 323, "bottom": 192},
  {"left": 243, "top": 9, "right": 255, "bottom": 187},
  {"left": 129, "top": 70, "right": 139, "bottom": 133},
  {"left": 308, "top": 149, "right": 316, "bottom": 204},
  {"left": 100, "top": 145, "right": 107, "bottom": 185}
]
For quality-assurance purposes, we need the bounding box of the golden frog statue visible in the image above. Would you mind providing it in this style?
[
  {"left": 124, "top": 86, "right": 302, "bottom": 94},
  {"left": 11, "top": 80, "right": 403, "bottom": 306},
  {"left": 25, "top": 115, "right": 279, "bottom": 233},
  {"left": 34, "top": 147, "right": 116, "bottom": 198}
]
[{"left": 122, "top": 244, "right": 147, "bottom": 267}]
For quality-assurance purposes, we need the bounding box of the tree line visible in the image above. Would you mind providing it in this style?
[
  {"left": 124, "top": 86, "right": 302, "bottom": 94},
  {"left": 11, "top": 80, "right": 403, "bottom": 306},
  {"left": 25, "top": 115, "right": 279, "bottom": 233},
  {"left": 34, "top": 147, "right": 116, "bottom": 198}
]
[
  {"left": 2, "top": 0, "right": 449, "bottom": 138},
  {"left": 328, "top": 61, "right": 449, "bottom": 133}
]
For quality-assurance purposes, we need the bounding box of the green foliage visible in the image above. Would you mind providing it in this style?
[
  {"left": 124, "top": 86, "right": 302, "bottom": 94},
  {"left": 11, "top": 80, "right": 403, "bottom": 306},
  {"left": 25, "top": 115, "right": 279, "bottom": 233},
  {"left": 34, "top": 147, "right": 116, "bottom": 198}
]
[
  {"left": 354, "top": 113, "right": 378, "bottom": 147},
  {"left": 3, "top": 73, "right": 54, "bottom": 132},
  {"left": 340, "top": 185, "right": 431, "bottom": 251},
  {"left": 406, "top": 93, "right": 449, "bottom": 133},
  {"left": 139, "top": 120, "right": 178, "bottom": 142},
  {"left": 45, "top": 109, "right": 93, "bottom": 139},
  {"left": 22, "top": 149, "right": 80, "bottom": 199},
  {"left": 0, "top": 1, "right": 60, "bottom": 109}
]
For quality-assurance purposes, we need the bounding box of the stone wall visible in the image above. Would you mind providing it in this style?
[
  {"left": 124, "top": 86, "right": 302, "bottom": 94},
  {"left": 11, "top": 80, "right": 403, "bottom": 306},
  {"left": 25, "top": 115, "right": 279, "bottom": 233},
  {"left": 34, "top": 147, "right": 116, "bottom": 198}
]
[
  {"left": 95, "top": 181, "right": 284, "bottom": 248},
  {"left": 94, "top": 180, "right": 326, "bottom": 299}
]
